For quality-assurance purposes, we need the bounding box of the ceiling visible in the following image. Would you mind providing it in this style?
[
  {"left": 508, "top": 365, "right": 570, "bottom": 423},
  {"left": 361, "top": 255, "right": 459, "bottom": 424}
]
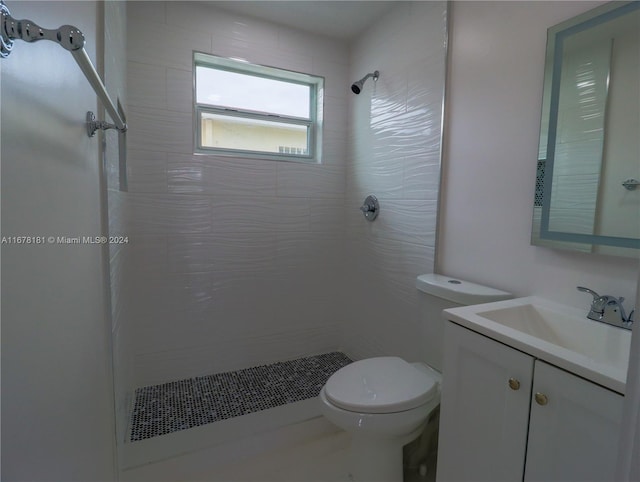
[{"left": 207, "top": 1, "right": 397, "bottom": 40}]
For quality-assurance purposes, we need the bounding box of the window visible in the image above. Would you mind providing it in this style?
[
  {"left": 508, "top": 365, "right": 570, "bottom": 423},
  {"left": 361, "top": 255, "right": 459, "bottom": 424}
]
[{"left": 194, "top": 52, "right": 324, "bottom": 162}]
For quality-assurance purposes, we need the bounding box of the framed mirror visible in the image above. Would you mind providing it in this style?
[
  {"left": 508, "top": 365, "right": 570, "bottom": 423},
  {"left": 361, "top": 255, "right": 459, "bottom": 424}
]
[{"left": 532, "top": 1, "right": 640, "bottom": 257}]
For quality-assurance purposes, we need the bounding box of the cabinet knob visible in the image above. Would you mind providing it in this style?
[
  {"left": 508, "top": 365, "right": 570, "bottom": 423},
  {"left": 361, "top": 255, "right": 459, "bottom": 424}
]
[
  {"left": 534, "top": 392, "right": 548, "bottom": 406},
  {"left": 508, "top": 378, "right": 520, "bottom": 390}
]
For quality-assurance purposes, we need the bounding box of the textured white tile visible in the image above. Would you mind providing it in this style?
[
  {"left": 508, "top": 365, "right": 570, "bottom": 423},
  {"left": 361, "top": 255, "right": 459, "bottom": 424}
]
[
  {"left": 127, "top": 106, "right": 193, "bottom": 155},
  {"left": 127, "top": 1, "right": 166, "bottom": 25},
  {"left": 125, "top": 235, "right": 168, "bottom": 278},
  {"left": 127, "top": 149, "right": 167, "bottom": 194},
  {"left": 211, "top": 197, "right": 278, "bottom": 235},
  {"left": 309, "top": 36, "right": 351, "bottom": 65},
  {"left": 272, "top": 197, "right": 312, "bottom": 233},
  {"left": 276, "top": 28, "right": 336, "bottom": 61},
  {"left": 342, "top": 0, "right": 445, "bottom": 365},
  {"left": 111, "top": 317, "right": 135, "bottom": 445},
  {"left": 133, "top": 323, "right": 340, "bottom": 387},
  {"left": 407, "top": 64, "right": 445, "bottom": 146},
  {"left": 311, "top": 60, "right": 349, "bottom": 100},
  {"left": 167, "top": 154, "right": 278, "bottom": 196},
  {"left": 166, "top": 68, "right": 193, "bottom": 113},
  {"left": 403, "top": 156, "right": 441, "bottom": 201},
  {"left": 166, "top": 162, "right": 208, "bottom": 194},
  {"left": 121, "top": 0, "right": 446, "bottom": 386},
  {"left": 274, "top": 234, "right": 344, "bottom": 288},
  {"left": 308, "top": 198, "right": 345, "bottom": 236},
  {"left": 128, "top": 16, "right": 211, "bottom": 71},
  {"left": 379, "top": 200, "right": 438, "bottom": 245},
  {"left": 109, "top": 244, "right": 127, "bottom": 332},
  {"left": 127, "top": 194, "right": 212, "bottom": 235},
  {"left": 323, "top": 96, "right": 348, "bottom": 137},
  {"left": 108, "top": 189, "right": 127, "bottom": 236},
  {"left": 168, "top": 2, "right": 279, "bottom": 50},
  {"left": 277, "top": 162, "right": 345, "bottom": 198},
  {"left": 104, "top": 130, "right": 122, "bottom": 192},
  {"left": 321, "top": 135, "right": 348, "bottom": 167},
  {"left": 166, "top": 233, "right": 278, "bottom": 276},
  {"left": 127, "top": 62, "right": 166, "bottom": 110},
  {"left": 349, "top": 155, "right": 404, "bottom": 200},
  {"left": 165, "top": 236, "right": 218, "bottom": 274},
  {"left": 251, "top": 49, "right": 314, "bottom": 77}
]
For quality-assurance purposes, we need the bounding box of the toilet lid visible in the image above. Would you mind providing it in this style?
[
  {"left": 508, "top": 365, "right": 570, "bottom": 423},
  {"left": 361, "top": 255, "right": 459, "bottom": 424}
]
[{"left": 324, "top": 357, "right": 439, "bottom": 414}]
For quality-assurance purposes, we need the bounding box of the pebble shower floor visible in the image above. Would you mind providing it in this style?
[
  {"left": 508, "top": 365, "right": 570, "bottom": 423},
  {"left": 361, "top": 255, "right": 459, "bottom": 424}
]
[{"left": 130, "top": 352, "right": 353, "bottom": 441}]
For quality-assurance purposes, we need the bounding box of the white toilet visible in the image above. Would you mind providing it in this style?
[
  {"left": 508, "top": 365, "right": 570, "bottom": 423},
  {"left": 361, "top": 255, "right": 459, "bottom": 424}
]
[{"left": 320, "top": 274, "right": 511, "bottom": 482}]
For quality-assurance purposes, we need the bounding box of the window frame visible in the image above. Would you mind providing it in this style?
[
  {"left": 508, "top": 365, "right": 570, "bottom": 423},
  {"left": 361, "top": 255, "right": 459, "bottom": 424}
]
[{"left": 193, "top": 52, "right": 324, "bottom": 163}]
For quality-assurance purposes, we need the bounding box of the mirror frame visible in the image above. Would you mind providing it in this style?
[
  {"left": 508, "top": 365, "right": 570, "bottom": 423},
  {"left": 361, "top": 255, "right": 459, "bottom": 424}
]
[{"left": 534, "top": 1, "right": 640, "bottom": 252}]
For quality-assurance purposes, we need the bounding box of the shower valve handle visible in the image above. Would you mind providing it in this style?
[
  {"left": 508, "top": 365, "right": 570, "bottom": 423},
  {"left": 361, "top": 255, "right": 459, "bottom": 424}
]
[
  {"left": 359, "top": 195, "right": 379, "bottom": 222},
  {"left": 360, "top": 203, "right": 375, "bottom": 213}
]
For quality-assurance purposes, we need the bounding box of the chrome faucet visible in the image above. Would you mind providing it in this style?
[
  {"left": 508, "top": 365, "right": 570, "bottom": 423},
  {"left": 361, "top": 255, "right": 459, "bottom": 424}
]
[{"left": 577, "top": 286, "right": 634, "bottom": 330}]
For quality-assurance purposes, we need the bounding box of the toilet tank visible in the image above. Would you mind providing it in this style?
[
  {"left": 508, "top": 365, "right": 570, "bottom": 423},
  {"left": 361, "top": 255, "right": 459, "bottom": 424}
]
[{"left": 416, "top": 274, "right": 511, "bottom": 371}]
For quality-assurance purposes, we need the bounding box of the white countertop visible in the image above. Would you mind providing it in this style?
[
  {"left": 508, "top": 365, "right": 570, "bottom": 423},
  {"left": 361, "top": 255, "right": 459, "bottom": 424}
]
[{"left": 443, "top": 296, "right": 631, "bottom": 394}]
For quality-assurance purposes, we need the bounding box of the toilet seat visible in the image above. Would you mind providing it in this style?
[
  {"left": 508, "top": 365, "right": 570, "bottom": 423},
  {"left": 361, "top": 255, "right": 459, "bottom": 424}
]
[{"left": 324, "top": 357, "right": 439, "bottom": 414}]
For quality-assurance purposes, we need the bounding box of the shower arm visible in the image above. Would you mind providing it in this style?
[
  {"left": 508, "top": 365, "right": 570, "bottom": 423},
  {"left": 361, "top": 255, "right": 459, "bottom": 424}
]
[
  {"left": 1, "top": 1, "right": 127, "bottom": 133},
  {"left": 363, "top": 71, "right": 379, "bottom": 83}
]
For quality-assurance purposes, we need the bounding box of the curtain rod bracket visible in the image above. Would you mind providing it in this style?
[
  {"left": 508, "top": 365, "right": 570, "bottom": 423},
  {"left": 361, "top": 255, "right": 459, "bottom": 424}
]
[
  {"left": 1, "top": 1, "right": 85, "bottom": 55},
  {"left": 86, "top": 111, "right": 121, "bottom": 138},
  {"left": 1, "top": 2, "right": 14, "bottom": 57},
  {"left": 1, "top": 1, "right": 127, "bottom": 133}
]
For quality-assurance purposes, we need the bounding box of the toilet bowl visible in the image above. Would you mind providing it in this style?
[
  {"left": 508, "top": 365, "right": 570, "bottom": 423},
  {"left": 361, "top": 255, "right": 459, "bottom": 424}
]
[
  {"left": 319, "top": 356, "right": 441, "bottom": 482},
  {"left": 320, "top": 274, "right": 511, "bottom": 482}
]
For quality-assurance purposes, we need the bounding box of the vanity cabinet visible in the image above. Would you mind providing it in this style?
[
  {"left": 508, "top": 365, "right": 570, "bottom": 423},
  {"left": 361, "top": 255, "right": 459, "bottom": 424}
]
[
  {"left": 437, "top": 322, "right": 624, "bottom": 482},
  {"left": 524, "top": 359, "right": 624, "bottom": 482}
]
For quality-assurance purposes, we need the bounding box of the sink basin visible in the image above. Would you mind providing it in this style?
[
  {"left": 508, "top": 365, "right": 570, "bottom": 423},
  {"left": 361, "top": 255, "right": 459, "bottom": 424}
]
[
  {"left": 443, "top": 297, "right": 632, "bottom": 393},
  {"left": 476, "top": 303, "right": 630, "bottom": 367}
]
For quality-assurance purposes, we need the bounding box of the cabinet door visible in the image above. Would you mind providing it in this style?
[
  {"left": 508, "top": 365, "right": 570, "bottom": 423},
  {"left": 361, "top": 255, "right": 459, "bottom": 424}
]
[
  {"left": 524, "top": 360, "right": 624, "bottom": 482},
  {"left": 437, "top": 322, "right": 534, "bottom": 482}
]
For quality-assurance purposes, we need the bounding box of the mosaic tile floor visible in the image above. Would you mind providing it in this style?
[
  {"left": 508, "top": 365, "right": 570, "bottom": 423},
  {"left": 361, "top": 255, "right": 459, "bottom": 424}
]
[{"left": 130, "top": 352, "right": 353, "bottom": 441}]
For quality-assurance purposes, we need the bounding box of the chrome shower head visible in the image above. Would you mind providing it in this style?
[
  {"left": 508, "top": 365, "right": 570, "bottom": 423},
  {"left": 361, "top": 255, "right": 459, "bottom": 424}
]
[{"left": 351, "top": 70, "right": 379, "bottom": 94}]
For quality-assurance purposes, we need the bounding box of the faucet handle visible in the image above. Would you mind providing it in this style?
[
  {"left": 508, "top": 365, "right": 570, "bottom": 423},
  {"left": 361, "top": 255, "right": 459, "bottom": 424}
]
[
  {"left": 577, "top": 286, "right": 608, "bottom": 318},
  {"left": 577, "top": 286, "right": 601, "bottom": 300}
]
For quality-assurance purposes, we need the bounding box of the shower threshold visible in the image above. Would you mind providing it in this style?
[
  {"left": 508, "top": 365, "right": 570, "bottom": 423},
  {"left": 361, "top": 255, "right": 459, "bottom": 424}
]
[{"left": 129, "top": 352, "right": 352, "bottom": 442}]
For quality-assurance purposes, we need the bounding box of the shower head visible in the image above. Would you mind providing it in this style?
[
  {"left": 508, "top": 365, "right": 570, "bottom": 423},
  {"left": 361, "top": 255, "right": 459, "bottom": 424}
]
[{"left": 351, "top": 70, "right": 379, "bottom": 94}]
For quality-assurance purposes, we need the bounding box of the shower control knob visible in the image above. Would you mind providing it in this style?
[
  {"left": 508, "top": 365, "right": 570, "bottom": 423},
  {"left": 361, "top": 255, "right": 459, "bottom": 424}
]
[{"left": 360, "top": 195, "right": 379, "bottom": 222}]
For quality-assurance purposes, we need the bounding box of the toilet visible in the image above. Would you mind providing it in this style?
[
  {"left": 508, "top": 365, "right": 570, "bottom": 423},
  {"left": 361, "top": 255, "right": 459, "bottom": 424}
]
[{"left": 320, "top": 274, "right": 511, "bottom": 482}]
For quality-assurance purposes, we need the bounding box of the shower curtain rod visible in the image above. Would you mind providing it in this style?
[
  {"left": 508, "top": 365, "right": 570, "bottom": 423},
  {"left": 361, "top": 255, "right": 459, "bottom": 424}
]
[{"left": 0, "top": 1, "right": 127, "bottom": 135}]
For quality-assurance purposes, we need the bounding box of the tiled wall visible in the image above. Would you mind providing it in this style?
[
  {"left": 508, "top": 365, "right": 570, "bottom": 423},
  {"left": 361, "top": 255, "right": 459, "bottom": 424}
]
[
  {"left": 122, "top": 1, "right": 447, "bottom": 390},
  {"left": 343, "top": 2, "right": 447, "bottom": 366},
  {"left": 103, "top": 0, "right": 133, "bottom": 452},
  {"left": 124, "top": 1, "right": 349, "bottom": 387}
]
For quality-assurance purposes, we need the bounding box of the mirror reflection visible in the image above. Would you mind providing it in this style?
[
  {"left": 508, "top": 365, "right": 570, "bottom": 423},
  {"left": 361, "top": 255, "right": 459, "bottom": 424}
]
[{"left": 532, "top": 1, "right": 640, "bottom": 255}]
